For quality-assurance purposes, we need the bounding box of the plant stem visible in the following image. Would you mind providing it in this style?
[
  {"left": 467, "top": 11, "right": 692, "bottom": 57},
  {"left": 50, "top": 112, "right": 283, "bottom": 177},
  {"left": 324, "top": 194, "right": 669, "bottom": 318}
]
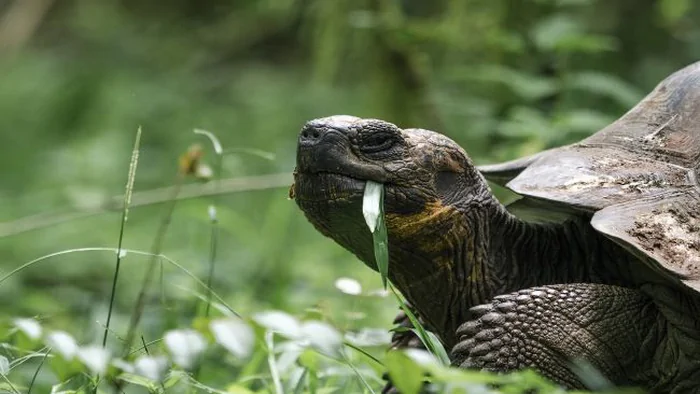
[
  {"left": 122, "top": 175, "right": 183, "bottom": 357},
  {"left": 103, "top": 127, "right": 141, "bottom": 348},
  {"left": 27, "top": 348, "right": 50, "bottom": 394},
  {"left": 265, "top": 331, "right": 284, "bottom": 394}
]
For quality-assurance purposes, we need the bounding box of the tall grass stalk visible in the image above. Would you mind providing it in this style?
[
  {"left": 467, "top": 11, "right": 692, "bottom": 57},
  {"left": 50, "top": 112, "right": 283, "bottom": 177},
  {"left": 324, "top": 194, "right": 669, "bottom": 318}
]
[
  {"left": 121, "top": 179, "right": 185, "bottom": 355},
  {"left": 389, "top": 285, "right": 450, "bottom": 365},
  {"left": 265, "top": 331, "right": 284, "bottom": 394},
  {"left": 102, "top": 127, "right": 142, "bottom": 348},
  {"left": 0, "top": 373, "right": 20, "bottom": 394},
  {"left": 341, "top": 351, "right": 376, "bottom": 394},
  {"left": 27, "top": 348, "right": 50, "bottom": 394},
  {"left": 193, "top": 129, "right": 223, "bottom": 318}
]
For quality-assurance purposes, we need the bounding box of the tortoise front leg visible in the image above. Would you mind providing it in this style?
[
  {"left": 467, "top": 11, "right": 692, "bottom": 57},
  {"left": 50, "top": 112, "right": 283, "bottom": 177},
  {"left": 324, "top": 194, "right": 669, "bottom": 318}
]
[{"left": 451, "top": 284, "right": 661, "bottom": 390}]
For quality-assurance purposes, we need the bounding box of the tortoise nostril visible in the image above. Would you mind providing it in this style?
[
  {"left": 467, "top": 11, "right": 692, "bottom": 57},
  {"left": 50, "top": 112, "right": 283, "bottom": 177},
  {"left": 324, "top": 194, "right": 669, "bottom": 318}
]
[{"left": 299, "top": 124, "right": 326, "bottom": 145}]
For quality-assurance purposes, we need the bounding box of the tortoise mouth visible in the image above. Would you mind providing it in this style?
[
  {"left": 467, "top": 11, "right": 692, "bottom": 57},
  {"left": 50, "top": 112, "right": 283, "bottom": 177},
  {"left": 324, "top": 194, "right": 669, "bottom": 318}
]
[{"left": 292, "top": 171, "right": 366, "bottom": 203}]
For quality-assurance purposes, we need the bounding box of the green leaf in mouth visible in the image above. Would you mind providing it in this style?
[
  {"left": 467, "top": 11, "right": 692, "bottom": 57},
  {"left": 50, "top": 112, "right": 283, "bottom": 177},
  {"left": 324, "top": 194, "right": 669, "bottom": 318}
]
[{"left": 362, "top": 180, "right": 389, "bottom": 289}]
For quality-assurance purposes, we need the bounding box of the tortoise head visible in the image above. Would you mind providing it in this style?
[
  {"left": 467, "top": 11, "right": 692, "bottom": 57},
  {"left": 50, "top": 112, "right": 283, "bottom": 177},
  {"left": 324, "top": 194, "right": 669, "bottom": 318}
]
[{"left": 292, "top": 116, "right": 494, "bottom": 331}]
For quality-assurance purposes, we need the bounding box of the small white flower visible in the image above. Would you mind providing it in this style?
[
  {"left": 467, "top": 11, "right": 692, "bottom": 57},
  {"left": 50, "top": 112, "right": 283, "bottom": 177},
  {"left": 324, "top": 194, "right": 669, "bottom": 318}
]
[
  {"left": 134, "top": 355, "right": 168, "bottom": 382},
  {"left": 13, "top": 318, "right": 42, "bottom": 340},
  {"left": 77, "top": 346, "right": 111, "bottom": 375},
  {"left": 45, "top": 331, "right": 78, "bottom": 360},
  {"left": 210, "top": 318, "right": 255, "bottom": 359},
  {"left": 252, "top": 311, "right": 302, "bottom": 339},
  {"left": 164, "top": 329, "right": 207, "bottom": 369},
  {"left": 334, "top": 277, "right": 362, "bottom": 295},
  {"left": 300, "top": 321, "right": 342, "bottom": 358}
]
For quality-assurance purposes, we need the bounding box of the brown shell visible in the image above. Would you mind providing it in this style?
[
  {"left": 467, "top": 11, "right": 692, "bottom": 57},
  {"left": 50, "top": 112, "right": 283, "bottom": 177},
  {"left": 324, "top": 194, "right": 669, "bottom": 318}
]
[{"left": 501, "top": 61, "right": 700, "bottom": 291}]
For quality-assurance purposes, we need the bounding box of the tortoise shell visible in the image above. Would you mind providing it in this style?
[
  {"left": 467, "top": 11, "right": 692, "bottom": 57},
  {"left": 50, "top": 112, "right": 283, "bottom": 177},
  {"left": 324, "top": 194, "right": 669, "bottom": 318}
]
[{"left": 480, "top": 61, "right": 700, "bottom": 291}]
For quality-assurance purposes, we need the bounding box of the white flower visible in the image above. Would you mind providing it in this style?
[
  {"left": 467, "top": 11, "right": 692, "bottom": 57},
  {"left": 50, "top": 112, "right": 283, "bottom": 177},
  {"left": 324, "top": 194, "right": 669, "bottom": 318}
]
[
  {"left": 164, "top": 329, "right": 207, "bottom": 369},
  {"left": 134, "top": 355, "right": 168, "bottom": 382},
  {"left": 77, "top": 346, "right": 111, "bottom": 375},
  {"left": 334, "top": 277, "right": 362, "bottom": 295},
  {"left": 210, "top": 318, "right": 255, "bottom": 359},
  {"left": 45, "top": 331, "right": 78, "bottom": 360},
  {"left": 13, "top": 318, "right": 42, "bottom": 340}
]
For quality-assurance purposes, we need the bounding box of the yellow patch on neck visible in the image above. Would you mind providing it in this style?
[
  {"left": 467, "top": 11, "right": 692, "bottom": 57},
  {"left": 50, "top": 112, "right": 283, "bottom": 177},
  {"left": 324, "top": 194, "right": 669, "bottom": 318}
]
[{"left": 385, "top": 201, "right": 465, "bottom": 254}]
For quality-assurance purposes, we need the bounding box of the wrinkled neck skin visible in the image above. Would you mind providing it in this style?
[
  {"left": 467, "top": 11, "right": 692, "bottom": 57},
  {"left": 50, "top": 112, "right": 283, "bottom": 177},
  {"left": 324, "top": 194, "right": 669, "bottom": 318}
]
[{"left": 387, "top": 192, "right": 638, "bottom": 350}]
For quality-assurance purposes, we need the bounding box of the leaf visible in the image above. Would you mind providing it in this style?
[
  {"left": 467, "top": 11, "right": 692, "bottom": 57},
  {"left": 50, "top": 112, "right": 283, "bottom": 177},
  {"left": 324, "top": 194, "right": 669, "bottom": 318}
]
[
  {"left": 372, "top": 214, "right": 390, "bottom": 289},
  {"left": 226, "top": 384, "right": 256, "bottom": 394},
  {"left": 118, "top": 372, "right": 160, "bottom": 390},
  {"left": 420, "top": 333, "right": 449, "bottom": 367},
  {"left": 363, "top": 181, "right": 390, "bottom": 288},
  {"left": 362, "top": 180, "right": 383, "bottom": 232},
  {"left": 300, "top": 321, "right": 343, "bottom": 358},
  {"left": 390, "top": 286, "right": 451, "bottom": 366},
  {"left": 0, "top": 356, "right": 8, "bottom": 375},
  {"left": 164, "top": 329, "right": 207, "bottom": 369},
  {"left": 566, "top": 71, "right": 644, "bottom": 108},
  {"left": 658, "top": 0, "right": 690, "bottom": 24},
  {"left": 531, "top": 14, "right": 616, "bottom": 53},
  {"left": 384, "top": 350, "right": 425, "bottom": 394},
  {"left": 252, "top": 310, "right": 302, "bottom": 339},
  {"left": 457, "top": 65, "right": 558, "bottom": 101},
  {"left": 403, "top": 349, "right": 440, "bottom": 368},
  {"left": 210, "top": 318, "right": 255, "bottom": 359}
]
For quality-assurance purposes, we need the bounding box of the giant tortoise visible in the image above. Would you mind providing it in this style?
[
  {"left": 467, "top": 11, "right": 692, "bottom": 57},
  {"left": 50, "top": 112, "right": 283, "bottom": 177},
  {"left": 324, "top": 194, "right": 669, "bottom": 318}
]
[{"left": 291, "top": 61, "right": 700, "bottom": 392}]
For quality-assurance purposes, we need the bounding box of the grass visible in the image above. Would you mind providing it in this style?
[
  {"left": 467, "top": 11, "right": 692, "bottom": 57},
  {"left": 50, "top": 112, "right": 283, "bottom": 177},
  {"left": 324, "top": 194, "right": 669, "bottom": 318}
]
[{"left": 0, "top": 131, "right": 643, "bottom": 394}]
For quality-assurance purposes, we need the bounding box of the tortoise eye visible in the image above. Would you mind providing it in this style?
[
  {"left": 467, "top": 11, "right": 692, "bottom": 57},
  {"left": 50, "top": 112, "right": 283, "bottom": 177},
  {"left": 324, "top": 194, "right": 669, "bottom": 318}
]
[{"left": 360, "top": 133, "right": 394, "bottom": 153}]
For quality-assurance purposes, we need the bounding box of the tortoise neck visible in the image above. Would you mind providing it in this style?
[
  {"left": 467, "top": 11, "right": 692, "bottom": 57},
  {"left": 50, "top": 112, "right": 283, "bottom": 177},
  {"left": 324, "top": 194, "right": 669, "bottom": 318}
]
[
  {"left": 385, "top": 197, "right": 631, "bottom": 350},
  {"left": 488, "top": 206, "right": 630, "bottom": 296}
]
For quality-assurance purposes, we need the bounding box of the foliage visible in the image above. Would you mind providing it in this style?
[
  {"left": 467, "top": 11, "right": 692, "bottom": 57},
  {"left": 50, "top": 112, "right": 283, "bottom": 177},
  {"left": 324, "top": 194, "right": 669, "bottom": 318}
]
[{"left": 1, "top": 0, "right": 699, "bottom": 392}]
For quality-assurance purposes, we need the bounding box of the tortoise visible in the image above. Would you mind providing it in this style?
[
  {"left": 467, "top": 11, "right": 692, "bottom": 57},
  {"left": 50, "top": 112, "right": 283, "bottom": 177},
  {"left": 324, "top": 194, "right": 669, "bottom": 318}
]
[{"left": 291, "top": 61, "right": 700, "bottom": 393}]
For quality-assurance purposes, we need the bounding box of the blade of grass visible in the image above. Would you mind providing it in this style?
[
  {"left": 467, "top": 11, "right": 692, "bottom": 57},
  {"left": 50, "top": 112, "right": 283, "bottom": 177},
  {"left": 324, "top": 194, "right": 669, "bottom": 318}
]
[
  {"left": 265, "top": 331, "right": 284, "bottom": 394},
  {"left": 224, "top": 147, "right": 276, "bottom": 161},
  {"left": 340, "top": 350, "right": 376, "bottom": 394},
  {"left": 0, "top": 173, "right": 292, "bottom": 238},
  {"left": 128, "top": 338, "right": 162, "bottom": 356},
  {"left": 372, "top": 212, "right": 389, "bottom": 290},
  {"left": 389, "top": 285, "right": 450, "bottom": 365},
  {"left": 103, "top": 127, "right": 141, "bottom": 348},
  {"left": 0, "top": 247, "right": 239, "bottom": 316},
  {"left": 293, "top": 368, "right": 308, "bottom": 394},
  {"left": 27, "top": 348, "right": 50, "bottom": 394},
  {"left": 123, "top": 175, "right": 183, "bottom": 356},
  {"left": 342, "top": 342, "right": 383, "bottom": 368},
  {"left": 0, "top": 374, "right": 20, "bottom": 394}
]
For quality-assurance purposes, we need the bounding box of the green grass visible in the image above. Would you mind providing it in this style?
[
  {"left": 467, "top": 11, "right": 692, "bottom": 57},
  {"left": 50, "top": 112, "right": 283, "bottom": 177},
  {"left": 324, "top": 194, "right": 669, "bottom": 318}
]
[
  {"left": 1, "top": 1, "right": 692, "bottom": 391},
  {"left": 0, "top": 141, "right": 643, "bottom": 393}
]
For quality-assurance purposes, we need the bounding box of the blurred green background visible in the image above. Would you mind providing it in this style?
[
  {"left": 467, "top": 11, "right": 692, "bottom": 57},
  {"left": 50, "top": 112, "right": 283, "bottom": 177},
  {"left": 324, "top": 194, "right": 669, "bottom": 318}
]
[{"left": 0, "top": 0, "right": 699, "bottom": 371}]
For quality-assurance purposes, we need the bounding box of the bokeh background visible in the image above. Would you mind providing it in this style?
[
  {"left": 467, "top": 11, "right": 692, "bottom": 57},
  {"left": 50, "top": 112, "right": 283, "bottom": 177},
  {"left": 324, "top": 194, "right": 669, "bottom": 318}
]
[{"left": 0, "top": 0, "right": 699, "bottom": 388}]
